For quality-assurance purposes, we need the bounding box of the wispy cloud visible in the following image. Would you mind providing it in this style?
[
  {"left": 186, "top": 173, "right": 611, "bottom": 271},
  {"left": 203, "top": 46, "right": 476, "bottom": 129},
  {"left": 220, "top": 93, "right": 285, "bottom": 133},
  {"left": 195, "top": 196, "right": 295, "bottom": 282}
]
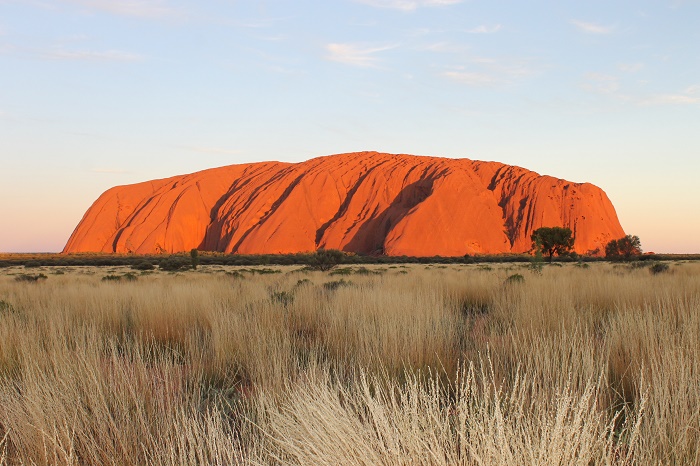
[
  {"left": 443, "top": 56, "right": 536, "bottom": 87},
  {"left": 466, "top": 24, "right": 502, "bottom": 34},
  {"left": 325, "top": 43, "right": 397, "bottom": 67},
  {"left": 582, "top": 73, "right": 620, "bottom": 94},
  {"left": 685, "top": 84, "right": 700, "bottom": 95},
  {"left": 419, "top": 41, "right": 469, "bottom": 53},
  {"left": 443, "top": 70, "right": 499, "bottom": 87},
  {"left": 582, "top": 73, "right": 699, "bottom": 106},
  {"left": 60, "top": 0, "right": 178, "bottom": 19},
  {"left": 639, "top": 93, "right": 699, "bottom": 105},
  {"left": 43, "top": 48, "right": 144, "bottom": 62},
  {"left": 571, "top": 20, "right": 614, "bottom": 34},
  {"left": 354, "top": 0, "right": 462, "bottom": 12}
]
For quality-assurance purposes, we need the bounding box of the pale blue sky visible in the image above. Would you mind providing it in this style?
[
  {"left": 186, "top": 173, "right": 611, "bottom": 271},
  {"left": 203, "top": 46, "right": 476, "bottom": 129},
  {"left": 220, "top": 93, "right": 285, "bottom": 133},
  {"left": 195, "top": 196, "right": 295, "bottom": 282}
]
[{"left": 1, "top": 0, "right": 699, "bottom": 253}]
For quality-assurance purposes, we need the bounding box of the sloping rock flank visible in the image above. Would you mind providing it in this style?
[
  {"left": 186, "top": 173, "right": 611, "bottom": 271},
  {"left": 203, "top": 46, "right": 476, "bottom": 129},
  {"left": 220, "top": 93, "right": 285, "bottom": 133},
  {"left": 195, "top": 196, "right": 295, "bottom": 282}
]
[{"left": 63, "top": 152, "right": 625, "bottom": 256}]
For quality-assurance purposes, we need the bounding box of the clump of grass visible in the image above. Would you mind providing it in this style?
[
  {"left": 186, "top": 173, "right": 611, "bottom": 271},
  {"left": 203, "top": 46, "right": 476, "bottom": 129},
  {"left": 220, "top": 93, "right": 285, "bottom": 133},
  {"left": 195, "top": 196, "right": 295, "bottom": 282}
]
[
  {"left": 504, "top": 273, "right": 525, "bottom": 285},
  {"left": 649, "top": 262, "right": 670, "bottom": 275},
  {"left": 158, "top": 256, "right": 191, "bottom": 271},
  {"left": 244, "top": 268, "right": 281, "bottom": 275},
  {"left": 101, "top": 273, "right": 138, "bottom": 282},
  {"left": 0, "top": 300, "right": 15, "bottom": 315},
  {"left": 270, "top": 291, "right": 294, "bottom": 307},
  {"left": 14, "top": 273, "right": 47, "bottom": 283},
  {"left": 323, "top": 279, "right": 353, "bottom": 291},
  {"left": 131, "top": 261, "right": 155, "bottom": 271}
]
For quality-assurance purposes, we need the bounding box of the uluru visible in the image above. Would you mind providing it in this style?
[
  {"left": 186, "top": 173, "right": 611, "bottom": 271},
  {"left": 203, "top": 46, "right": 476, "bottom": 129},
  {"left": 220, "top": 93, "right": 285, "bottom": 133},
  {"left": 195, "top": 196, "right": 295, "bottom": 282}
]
[{"left": 63, "top": 152, "right": 625, "bottom": 256}]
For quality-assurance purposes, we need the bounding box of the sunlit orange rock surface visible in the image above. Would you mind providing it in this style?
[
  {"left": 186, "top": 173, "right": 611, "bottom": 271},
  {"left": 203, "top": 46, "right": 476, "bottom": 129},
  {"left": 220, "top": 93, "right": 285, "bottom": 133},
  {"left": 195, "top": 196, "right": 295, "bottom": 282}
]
[{"left": 63, "top": 152, "right": 625, "bottom": 256}]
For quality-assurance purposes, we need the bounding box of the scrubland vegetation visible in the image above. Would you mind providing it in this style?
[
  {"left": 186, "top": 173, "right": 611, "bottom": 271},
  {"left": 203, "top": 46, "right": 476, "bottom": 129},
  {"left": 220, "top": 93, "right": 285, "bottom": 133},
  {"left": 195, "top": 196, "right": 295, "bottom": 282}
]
[{"left": 0, "top": 261, "right": 698, "bottom": 465}]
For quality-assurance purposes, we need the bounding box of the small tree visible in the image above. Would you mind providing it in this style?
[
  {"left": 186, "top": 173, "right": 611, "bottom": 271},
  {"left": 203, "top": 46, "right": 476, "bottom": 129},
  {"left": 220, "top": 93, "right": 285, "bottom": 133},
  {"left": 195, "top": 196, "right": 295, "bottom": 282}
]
[
  {"left": 529, "top": 237, "right": 544, "bottom": 274},
  {"left": 310, "top": 249, "right": 344, "bottom": 272},
  {"left": 190, "top": 248, "right": 199, "bottom": 270},
  {"left": 531, "top": 226, "right": 574, "bottom": 262},
  {"left": 605, "top": 235, "right": 642, "bottom": 261}
]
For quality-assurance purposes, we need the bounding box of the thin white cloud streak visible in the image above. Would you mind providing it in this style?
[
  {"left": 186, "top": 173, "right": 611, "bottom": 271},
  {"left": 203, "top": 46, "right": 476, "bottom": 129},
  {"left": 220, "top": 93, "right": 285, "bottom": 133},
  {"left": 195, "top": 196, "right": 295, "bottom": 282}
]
[
  {"left": 443, "top": 56, "right": 536, "bottom": 87},
  {"left": 325, "top": 43, "right": 397, "bottom": 67},
  {"left": 419, "top": 41, "right": 469, "bottom": 53},
  {"left": 583, "top": 72, "right": 620, "bottom": 94},
  {"left": 685, "top": 84, "right": 700, "bottom": 95},
  {"left": 60, "top": 0, "right": 178, "bottom": 19},
  {"left": 354, "top": 0, "right": 462, "bottom": 12},
  {"left": 466, "top": 24, "right": 502, "bottom": 34},
  {"left": 43, "top": 48, "right": 144, "bottom": 62},
  {"left": 639, "top": 94, "right": 699, "bottom": 105},
  {"left": 571, "top": 20, "right": 614, "bottom": 34},
  {"left": 582, "top": 73, "right": 699, "bottom": 106}
]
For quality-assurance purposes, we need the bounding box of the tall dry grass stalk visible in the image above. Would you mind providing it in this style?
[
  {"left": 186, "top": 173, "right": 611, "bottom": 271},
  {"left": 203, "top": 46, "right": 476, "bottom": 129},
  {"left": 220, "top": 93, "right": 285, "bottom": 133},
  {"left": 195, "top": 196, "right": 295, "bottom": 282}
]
[{"left": 0, "top": 261, "right": 698, "bottom": 464}]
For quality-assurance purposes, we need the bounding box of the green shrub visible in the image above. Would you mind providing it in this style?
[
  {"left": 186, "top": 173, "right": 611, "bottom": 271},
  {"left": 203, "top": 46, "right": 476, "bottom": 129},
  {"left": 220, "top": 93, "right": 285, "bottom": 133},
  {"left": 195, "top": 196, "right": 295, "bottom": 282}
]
[
  {"left": 0, "top": 300, "right": 15, "bottom": 315},
  {"left": 190, "top": 249, "right": 199, "bottom": 270},
  {"left": 102, "top": 275, "right": 122, "bottom": 282},
  {"left": 159, "top": 257, "right": 191, "bottom": 271},
  {"left": 310, "top": 249, "right": 345, "bottom": 271},
  {"left": 270, "top": 291, "right": 294, "bottom": 307},
  {"left": 650, "top": 263, "right": 670, "bottom": 275},
  {"left": 459, "top": 297, "right": 490, "bottom": 316},
  {"left": 245, "top": 268, "right": 281, "bottom": 275},
  {"left": 131, "top": 261, "right": 155, "bottom": 271},
  {"left": 14, "top": 273, "right": 47, "bottom": 283},
  {"left": 504, "top": 273, "right": 525, "bottom": 285},
  {"left": 323, "top": 279, "right": 352, "bottom": 291}
]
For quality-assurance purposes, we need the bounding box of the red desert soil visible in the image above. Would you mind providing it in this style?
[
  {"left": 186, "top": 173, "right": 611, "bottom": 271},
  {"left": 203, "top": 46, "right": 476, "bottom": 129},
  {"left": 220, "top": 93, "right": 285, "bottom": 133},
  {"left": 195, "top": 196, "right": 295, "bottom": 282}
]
[{"left": 63, "top": 152, "right": 625, "bottom": 256}]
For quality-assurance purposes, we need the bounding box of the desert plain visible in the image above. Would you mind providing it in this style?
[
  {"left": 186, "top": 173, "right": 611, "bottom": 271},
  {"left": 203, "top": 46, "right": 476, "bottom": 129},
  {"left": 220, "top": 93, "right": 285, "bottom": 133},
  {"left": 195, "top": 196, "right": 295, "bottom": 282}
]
[{"left": 0, "top": 260, "right": 698, "bottom": 465}]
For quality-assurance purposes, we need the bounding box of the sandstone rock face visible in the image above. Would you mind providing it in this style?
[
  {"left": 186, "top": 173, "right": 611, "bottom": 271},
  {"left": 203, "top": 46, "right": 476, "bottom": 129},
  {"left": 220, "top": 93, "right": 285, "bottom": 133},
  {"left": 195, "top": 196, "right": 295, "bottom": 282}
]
[{"left": 63, "top": 152, "right": 625, "bottom": 256}]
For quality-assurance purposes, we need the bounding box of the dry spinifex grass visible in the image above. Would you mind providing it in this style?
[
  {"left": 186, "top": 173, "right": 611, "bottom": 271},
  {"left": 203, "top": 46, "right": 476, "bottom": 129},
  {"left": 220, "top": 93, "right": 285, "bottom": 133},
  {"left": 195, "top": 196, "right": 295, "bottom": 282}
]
[{"left": 0, "top": 261, "right": 697, "bottom": 465}]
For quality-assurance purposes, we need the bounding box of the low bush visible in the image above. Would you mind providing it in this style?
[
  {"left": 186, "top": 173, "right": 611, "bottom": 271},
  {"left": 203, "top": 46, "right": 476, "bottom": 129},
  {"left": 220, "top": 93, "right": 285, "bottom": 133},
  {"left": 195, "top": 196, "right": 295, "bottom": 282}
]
[
  {"left": 158, "top": 257, "right": 191, "bottom": 271},
  {"left": 270, "top": 291, "right": 294, "bottom": 307},
  {"left": 649, "top": 263, "right": 670, "bottom": 275},
  {"left": 505, "top": 273, "right": 525, "bottom": 285},
  {"left": 131, "top": 261, "right": 155, "bottom": 271},
  {"left": 14, "top": 273, "right": 47, "bottom": 283},
  {"left": 323, "top": 279, "right": 352, "bottom": 291},
  {"left": 102, "top": 275, "right": 122, "bottom": 281}
]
